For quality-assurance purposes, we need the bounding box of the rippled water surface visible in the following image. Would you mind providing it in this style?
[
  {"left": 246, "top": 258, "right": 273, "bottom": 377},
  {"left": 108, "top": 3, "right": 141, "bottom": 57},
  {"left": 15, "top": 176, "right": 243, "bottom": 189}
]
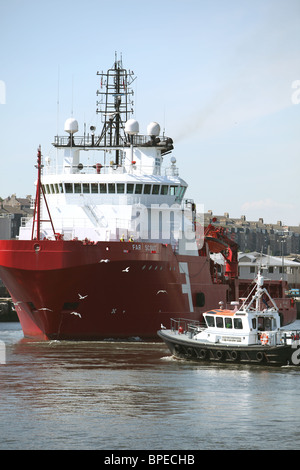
[{"left": 1, "top": 322, "right": 300, "bottom": 450}]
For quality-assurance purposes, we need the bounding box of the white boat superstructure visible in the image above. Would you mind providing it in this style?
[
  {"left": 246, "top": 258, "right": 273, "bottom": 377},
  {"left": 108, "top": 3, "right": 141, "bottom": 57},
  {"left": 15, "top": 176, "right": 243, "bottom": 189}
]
[{"left": 193, "top": 273, "right": 283, "bottom": 347}]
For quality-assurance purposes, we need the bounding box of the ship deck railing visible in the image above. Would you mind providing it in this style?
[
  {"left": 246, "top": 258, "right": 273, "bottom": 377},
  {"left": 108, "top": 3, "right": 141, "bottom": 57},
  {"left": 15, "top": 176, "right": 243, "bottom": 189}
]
[
  {"left": 52, "top": 133, "right": 173, "bottom": 149},
  {"left": 170, "top": 318, "right": 205, "bottom": 336},
  {"left": 42, "top": 163, "right": 179, "bottom": 177}
]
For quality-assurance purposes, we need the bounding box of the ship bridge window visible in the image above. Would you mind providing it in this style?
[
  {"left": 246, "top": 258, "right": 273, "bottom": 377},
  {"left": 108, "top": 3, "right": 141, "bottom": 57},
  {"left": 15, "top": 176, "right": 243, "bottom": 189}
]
[
  {"left": 152, "top": 185, "right": 160, "bottom": 195},
  {"left": 169, "top": 185, "right": 178, "bottom": 196},
  {"left": 160, "top": 185, "right": 168, "bottom": 195},
  {"left": 91, "top": 183, "right": 99, "bottom": 193},
  {"left": 127, "top": 183, "right": 134, "bottom": 194},
  {"left": 65, "top": 183, "right": 73, "bottom": 193},
  {"left": 83, "top": 183, "right": 90, "bottom": 193},
  {"left": 234, "top": 318, "right": 243, "bottom": 329},
  {"left": 108, "top": 183, "right": 115, "bottom": 193},
  {"left": 117, "top": 183, "right": 125, "bottom": 194},
  {"left": 225, "top": 317, "right": 233, "bottom": 329},
  {"left": 205, "top": 316, "right": 215, "bottom": 327},
  {"left": 74, "top": 183, "right": 81, "bottom": 193},
  {"left": 100, "top": 183, "right": 107, "bottom": 194},
  {"left": 216, "top": 317, "right": 224, "bottom": 328},
  {"left": 135, "top": 184, "right": 143, "bottom": 194},
  {"left": 50, "top": 184, "right": 55, "bottom": 194},
  {"left": 59, "top": 183, "right": 63, "bottom": 193},
  {"left": 144, "top": 184, "right": 151, "bottom": 194}
]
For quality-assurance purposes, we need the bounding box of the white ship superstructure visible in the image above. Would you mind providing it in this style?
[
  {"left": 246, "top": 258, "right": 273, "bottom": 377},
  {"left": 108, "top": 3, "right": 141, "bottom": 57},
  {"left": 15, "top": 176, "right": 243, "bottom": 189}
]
[{"left": 20, "top": 57, "right": 198, "bottom": 252}]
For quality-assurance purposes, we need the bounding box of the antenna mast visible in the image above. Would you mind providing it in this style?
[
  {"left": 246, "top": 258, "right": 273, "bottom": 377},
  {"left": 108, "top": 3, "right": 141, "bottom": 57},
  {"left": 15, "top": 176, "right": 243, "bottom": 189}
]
[{"left": 96, "top": 53, "right": 136, "bottom": 165}]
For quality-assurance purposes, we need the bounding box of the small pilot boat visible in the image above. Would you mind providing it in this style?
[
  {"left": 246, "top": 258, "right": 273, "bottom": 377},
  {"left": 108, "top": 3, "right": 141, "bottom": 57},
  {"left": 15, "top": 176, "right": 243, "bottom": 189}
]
[{"left": 158, "top": 272, "right": 300, "bottom": 366}]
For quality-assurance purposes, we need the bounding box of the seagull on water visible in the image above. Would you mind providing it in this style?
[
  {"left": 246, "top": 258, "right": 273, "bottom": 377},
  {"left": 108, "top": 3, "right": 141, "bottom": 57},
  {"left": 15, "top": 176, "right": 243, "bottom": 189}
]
[
  {"left": 156, "top": 290, "right": 167, "bottom": 295},
  {"left": 122, "top": 267, "right": 130, "bottom": 272},
  {"left": 38, "top": 307, "right": 53, "bottom": 312}
]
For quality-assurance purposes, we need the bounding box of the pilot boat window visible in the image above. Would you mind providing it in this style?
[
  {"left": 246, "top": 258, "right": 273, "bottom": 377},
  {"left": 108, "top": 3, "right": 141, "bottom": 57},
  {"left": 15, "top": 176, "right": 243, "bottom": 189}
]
[
  {"left": 144, "top": 184, "right": 151, "bottom": 194},
  {"left": 74, "top": 183, "right": 81, "bottom": 193},
  {"left": 65, "top": 183, "right": 73, "bottom": 193},
  {"left": 135, "top": 184, "right": 143, "bottom": 194},
  {"left": 161, "top": 185, "right": 168, "bottom": 195},
  {"left": 206, "top": 316, "right": 215, "bottom": 327},
  {"left": 252, "top": 318, "right": 257, "bottom": 329},
  {"left": 152, "top": 185, "right": 160, "bottom": 195},
  {"left": 225, "top": 317, "right": 232, "bottom": 329},
  {"left": 108, "top": 183, "right": 115, "bottom": 194},
  {"left": 216, "top": 317, "right": 223, "bottom": 328},
  {"left": 234, "top": 318, "right": 243, "bottom": 329},
  {"left": 91, "top": 183, "right": 99, "bottom": 193},
  {"left": 127, "top": 183, "right": 134, "bottom": 194},
  {"left": 117, "top": 183, "right": 125, "bottom": 194},
  {"left": 83, "top": 183, "right": 90, "bottom": 193},
  {"left": 100, "top": 183, "right": 107, "bottom": 194}
]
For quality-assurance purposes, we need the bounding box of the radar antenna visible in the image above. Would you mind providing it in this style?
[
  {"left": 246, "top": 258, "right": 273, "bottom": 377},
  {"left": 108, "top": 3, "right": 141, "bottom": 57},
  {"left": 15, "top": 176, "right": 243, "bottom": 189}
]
[{"left": 96, "top": 53, "right": 136, "bottom": 164}]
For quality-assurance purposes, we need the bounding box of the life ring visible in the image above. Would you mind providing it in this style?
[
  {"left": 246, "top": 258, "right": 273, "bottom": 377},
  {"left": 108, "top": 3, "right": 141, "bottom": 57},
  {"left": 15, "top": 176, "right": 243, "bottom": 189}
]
[{"left": 260, "top": 333, "right": 269, "bottom": 345}]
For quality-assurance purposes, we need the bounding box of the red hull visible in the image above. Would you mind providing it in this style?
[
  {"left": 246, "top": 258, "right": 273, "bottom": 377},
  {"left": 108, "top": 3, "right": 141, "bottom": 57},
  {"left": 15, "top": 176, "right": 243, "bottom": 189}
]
[{"left": 0, "top": 239, "right": 296, "bottom": 340}]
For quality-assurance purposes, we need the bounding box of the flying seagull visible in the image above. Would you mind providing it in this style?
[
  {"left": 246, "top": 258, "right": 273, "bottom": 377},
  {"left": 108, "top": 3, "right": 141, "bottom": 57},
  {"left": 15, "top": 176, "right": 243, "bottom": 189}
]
[
  {"left": 78, "top": 294, "right": 88, "bottom": 300},
  {"left": 70, "top": 311, "right": 82, "bottom": 318}
]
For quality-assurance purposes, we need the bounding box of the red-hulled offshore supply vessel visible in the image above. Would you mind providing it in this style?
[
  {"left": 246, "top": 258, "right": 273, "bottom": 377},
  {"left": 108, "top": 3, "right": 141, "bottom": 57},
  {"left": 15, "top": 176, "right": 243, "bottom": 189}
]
[{"left": 0, "top": 56, "right": 296, "bottom": 340}]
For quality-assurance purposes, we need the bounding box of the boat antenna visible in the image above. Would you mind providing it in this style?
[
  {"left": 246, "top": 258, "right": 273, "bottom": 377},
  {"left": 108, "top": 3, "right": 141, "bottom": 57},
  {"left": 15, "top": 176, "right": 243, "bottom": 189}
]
[{"left": 31, "top": 146, "right": 56, "bottom": 241}]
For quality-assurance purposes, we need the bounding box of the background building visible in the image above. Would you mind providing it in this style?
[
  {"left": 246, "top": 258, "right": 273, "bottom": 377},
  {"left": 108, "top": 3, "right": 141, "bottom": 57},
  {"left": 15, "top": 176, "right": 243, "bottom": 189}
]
[{"left": 204, "top": 211, "right": 300, "bottom": 255}]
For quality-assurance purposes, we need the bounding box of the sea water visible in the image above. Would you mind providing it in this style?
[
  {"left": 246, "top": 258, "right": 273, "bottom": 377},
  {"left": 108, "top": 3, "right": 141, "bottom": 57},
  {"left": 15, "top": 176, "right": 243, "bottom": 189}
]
[{"left": 1, "top": 322, "right": 300, "bottom": 450}]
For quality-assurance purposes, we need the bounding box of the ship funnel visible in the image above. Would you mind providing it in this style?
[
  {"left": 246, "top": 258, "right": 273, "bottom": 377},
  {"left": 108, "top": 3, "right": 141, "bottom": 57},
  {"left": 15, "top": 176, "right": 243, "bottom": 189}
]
[
  {"left": 125, "top": 119, "right": 139, "bottom": 135},
  {"left": 64, "top": 117, "right": 79, "bottom": 134},
  {"left": 147, "top": 121, "right": 160, "bottom": 137}
]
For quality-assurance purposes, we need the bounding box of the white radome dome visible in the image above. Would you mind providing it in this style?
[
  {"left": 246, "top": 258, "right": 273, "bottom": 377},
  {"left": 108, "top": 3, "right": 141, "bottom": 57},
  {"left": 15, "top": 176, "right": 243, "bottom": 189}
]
[
  {"left": 125, "top": 119, "right": 139, "bottom": 135},
  {"left": 64, "top": 117, "right": 79, "bottom": 134},
  {"left": 147, "top": 121, "right": 160, "bottom": 136}
]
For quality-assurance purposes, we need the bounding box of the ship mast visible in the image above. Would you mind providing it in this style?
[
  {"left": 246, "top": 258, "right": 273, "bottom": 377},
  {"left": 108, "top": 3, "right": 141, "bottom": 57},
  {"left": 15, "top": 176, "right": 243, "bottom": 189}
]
[
  {"left": 96, "top": 53, "right": 136, "bottom": 164},
  {"left": 31, "top": 146, "right": 56, "bottom": 240}
]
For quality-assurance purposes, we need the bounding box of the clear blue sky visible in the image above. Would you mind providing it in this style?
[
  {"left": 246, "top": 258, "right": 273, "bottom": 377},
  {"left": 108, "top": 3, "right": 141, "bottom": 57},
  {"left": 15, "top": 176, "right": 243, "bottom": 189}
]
[{"left": 1, "top": 0, "right": 300, "bottom": 225}]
